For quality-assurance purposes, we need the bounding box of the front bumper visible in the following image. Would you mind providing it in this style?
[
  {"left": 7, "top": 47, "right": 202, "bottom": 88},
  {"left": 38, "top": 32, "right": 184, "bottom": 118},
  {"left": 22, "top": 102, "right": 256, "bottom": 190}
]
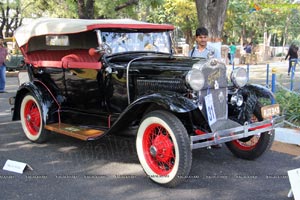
[{"left": 190, "top": 115, "right": 284, "bottom": 149}]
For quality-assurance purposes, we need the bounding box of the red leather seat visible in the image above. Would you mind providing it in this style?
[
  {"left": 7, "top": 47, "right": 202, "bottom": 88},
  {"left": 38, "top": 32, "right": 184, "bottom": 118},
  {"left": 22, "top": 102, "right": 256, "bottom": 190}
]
[
  {"left": 24, "top": 49, "right": 102, "bottom": 69},
  {"left": 61, "top": 50, "right": 101, "bottom": 69}
]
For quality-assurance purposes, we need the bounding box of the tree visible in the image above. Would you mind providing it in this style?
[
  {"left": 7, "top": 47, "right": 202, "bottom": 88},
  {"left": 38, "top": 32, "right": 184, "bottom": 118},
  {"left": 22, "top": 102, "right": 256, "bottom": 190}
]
[
  {"left": 0, "top": 0, "right": 23, "bottom": 38},
  {"left": 20, "top": 0, "right": 162, "bottom": 19},
  {"left": 147, "top": 0, "right": 197, "bottom": 47},
  {"left": 21, "top": 0, "right": 77, "bottom": 18},
  {"left": 95, "top": 0, "right": 163, "bottom": 19},
  {"left": 195, "top": 0, "right": 229, "bottom": 42},
  {"left": 77, "top": 0, "right": 95, "bottom": 19},
  {"left": 225, "top": 0, "right": 300, "bottom": 45}
]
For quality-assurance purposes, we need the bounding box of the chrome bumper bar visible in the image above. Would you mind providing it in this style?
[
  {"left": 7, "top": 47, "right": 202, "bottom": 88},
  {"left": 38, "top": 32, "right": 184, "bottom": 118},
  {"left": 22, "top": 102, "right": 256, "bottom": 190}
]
[{"left": 190, "top": 116, "right": 285, "bottom": 149}]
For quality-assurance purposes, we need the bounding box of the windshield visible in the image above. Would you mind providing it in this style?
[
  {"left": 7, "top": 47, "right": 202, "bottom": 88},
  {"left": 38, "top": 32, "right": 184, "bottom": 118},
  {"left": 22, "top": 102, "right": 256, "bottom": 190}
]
[{"left": 101, "top": 31, "right": 171, "bottom": 54}]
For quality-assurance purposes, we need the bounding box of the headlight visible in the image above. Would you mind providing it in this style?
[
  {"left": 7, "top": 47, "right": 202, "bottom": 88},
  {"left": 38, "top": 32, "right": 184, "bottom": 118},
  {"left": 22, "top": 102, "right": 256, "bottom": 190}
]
[
  {"left": 230, "top": 94, "right": 244, "bottom": 107},
  {"left": 186, "top": 69, "right": 205, "bottom": 91},
  {"left": 230, "top": 67, "right": 248, "bottom": 88}
]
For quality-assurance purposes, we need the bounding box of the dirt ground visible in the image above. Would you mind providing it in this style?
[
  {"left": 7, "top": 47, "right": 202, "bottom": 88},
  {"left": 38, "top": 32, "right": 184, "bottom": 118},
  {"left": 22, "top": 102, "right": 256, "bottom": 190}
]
[{"left": 271, "top": 141, "right": 300, "bottom": 156}]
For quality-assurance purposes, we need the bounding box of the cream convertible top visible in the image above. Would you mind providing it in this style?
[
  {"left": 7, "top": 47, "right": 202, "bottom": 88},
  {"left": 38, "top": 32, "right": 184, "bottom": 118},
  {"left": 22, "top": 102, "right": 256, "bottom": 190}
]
[{"left": 14, "top": 18, "right": 174, "bottom": 48}]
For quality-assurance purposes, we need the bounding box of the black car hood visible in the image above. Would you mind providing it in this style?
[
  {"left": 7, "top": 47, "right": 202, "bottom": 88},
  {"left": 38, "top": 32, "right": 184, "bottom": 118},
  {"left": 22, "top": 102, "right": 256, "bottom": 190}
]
[{"left": 106, "top": 53, "right": 206, "bottom": 70}]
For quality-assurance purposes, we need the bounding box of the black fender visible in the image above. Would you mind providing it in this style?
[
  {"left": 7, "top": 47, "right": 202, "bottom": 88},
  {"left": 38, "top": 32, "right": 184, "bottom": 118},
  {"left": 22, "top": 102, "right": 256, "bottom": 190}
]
[
  {"left": 244, "top": 84, "right": 275, "bottom": 102},
  {"left": 106, "top": 92, "right": 198, "bottom": 134},
  {"left": 12, "top": 81, "right": 60, "bottom": 124},
  {"left": 231, "top": 84, "right": 276, "bottom": 123}
]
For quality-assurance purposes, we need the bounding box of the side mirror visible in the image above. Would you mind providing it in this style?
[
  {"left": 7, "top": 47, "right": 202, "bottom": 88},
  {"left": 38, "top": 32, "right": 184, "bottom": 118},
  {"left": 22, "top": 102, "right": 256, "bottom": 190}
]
[{"left": 89, "top": 43, "right": 112, "bottom": 56}]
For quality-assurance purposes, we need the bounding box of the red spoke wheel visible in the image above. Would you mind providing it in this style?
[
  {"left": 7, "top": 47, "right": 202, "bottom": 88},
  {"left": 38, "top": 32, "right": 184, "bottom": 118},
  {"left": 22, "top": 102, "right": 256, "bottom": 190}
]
[
  {"left": 136, "top": 110, "right": 192, "bottom": 187},
  {"left": 20, "top": 94, "right": 48, "bottom": 143},
  {"left": 226, "top": 103, "right": 274, "bottom": 160}
]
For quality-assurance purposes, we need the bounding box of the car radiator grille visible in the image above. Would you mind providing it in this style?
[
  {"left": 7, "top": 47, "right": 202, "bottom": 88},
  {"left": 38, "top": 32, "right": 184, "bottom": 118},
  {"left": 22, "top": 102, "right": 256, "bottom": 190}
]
[{"left": 136, "top": 79, "right": 186, "bottom": 94}]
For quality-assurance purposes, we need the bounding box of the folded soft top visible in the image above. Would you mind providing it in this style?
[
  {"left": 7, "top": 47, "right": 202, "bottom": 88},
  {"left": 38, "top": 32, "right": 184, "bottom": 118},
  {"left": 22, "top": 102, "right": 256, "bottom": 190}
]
[{"left": 14, "top": 18, "right": 174, "bottom": 48}]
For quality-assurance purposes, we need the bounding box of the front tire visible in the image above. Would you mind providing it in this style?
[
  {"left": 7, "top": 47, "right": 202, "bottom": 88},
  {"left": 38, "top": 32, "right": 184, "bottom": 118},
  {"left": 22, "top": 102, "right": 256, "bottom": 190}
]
[
  {"left": 226, "top": 103, "right": 274, "bottom": 160},
  {"left": 20, "top": 94, "right": 48, "bottom": 143},
  {"left": 136, "top": 110, "right": 192, "bottom": 187}
]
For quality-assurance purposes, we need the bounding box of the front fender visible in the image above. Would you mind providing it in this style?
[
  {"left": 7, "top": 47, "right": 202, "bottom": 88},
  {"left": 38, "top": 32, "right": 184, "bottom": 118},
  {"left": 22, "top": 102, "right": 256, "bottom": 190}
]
[
  {"left": 12, "top": 81, "right": 59, "bottom": 123},
  {"left": 230, "top": 84, "right": 276, "bottom": 123},
  {"left": 106, "top": 92, "right": 198, "bottom": 134},
  {"left": 244, "top": 84, "right": 275, "bottom": 102}
]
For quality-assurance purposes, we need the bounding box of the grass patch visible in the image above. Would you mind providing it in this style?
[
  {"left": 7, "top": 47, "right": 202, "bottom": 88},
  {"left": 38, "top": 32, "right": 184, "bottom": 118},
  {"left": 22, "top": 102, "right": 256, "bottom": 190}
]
[{"left": 275, "top": 89, "right": 300, "bottom": 127}]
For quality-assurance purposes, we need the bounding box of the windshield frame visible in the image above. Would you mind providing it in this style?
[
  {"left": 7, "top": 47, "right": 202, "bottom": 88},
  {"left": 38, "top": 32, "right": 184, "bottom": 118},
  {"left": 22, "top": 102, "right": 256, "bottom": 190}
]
[{"left": 98, "top": 29, "right": 172, "bottom": 55}]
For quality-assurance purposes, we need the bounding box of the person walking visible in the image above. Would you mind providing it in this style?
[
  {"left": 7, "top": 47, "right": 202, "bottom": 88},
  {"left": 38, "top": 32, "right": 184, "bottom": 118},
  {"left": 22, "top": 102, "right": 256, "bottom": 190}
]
[
  {"left": 244, "top": 42, "right": 252, "bottom": 64},
  {"left": 229, "top": 42, "right": 237, "bottom": 64},
  {"left": 285, "top": 44, "right": 299, "bottom": 76},
  {"left": 189, "top": 27, "right": 221, "bottom": 59},
  {"left": 0, "top": 37, "right": 8, "bottom": 93}
]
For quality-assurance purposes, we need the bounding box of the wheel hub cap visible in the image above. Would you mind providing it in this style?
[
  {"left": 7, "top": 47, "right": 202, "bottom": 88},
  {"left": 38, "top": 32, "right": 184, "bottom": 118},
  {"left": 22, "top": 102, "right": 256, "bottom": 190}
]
[
  {"left": 151, "top": 134, "right": 174, "bottom": 162},
  {"left": 26, "top": 114, "right": 31, "bottom": 122},
  {"left": 150, "top": 146, "right": 157, "bottom": 157}
]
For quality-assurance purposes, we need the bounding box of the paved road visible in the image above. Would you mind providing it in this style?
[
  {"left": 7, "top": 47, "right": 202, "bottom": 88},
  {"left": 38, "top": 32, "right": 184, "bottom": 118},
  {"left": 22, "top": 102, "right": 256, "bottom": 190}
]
[{"left": 0, "top": 75, "right": 299, "bottom": 200}]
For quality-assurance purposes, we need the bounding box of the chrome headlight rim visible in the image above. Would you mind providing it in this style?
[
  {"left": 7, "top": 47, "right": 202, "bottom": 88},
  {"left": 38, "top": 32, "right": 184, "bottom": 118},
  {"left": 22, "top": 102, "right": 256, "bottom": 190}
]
[
  {"left": 185, "top": 69, "right": 205, "bottom": 91},
  {"left": 230, "top": 67, "right": 248, "bottom": 88}
]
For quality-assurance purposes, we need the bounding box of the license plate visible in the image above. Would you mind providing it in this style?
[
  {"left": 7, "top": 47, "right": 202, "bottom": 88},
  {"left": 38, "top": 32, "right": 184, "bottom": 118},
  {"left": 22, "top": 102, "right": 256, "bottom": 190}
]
[
  {"left": 205, "top": 93, "right": 217, "bottom": 125},
  {"left": 261, "top": 104, "right": 280, "bottom": 119}
]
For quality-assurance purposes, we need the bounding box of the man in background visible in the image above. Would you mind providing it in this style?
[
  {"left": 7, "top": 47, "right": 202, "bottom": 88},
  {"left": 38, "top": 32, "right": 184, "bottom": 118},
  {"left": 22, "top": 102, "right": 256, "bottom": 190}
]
[
  {"left": 229, "top": 42, "right": 237, "bottom": 64},
  {"left": 0, "top": 36, "right": 8, "bottom": 93},
  {"left": 244, "top": 42, "right": 252, "bottom": 64},
  {"left": 285, "top": 43, "right": 298, "bottom": 76},
  {"left": 189, "top": 27, "right": 221, "bottom": 59}
]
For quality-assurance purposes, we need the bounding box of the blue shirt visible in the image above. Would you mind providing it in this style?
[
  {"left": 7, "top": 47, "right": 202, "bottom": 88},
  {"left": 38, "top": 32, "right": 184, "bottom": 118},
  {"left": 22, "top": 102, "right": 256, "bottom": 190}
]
[
  {"left": 189, "top": 45, "right": 221, "bottom": 59},
  {"left": 244, "top": 45, "right": 252, "bottom": 53}
]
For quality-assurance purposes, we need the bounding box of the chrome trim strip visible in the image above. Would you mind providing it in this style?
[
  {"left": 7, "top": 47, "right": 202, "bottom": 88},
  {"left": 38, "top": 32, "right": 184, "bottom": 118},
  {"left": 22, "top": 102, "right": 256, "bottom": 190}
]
[{"left": 126, "top": 56, "right": 147, "bottom": 104}]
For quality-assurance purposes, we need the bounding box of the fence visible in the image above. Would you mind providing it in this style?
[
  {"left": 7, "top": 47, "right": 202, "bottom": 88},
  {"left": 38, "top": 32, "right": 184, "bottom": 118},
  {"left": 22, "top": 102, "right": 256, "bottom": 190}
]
[{"left": 266, "top": 59, "right": 300, "bottom": 93}]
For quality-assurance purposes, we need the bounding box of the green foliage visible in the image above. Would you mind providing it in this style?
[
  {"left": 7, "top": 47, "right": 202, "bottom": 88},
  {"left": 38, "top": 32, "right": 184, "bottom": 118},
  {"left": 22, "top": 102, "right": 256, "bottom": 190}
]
[
  {"left": 275, "top": 89, "right": 300, "bottom": 126},
  {"left": 94, "top": 0, "right": 163, "bottom": 19},
  {"left": 225, "top": 0, "right": 300, "bottom": 46},
  {"left": 147, "top": 0, "right": 197, "bottom": 45},
  {"left": 21, "top": 0, "right": 77, "bottom": 18},
  {"left": 291, "top": 39, "right": 300, "bottom": 47}
]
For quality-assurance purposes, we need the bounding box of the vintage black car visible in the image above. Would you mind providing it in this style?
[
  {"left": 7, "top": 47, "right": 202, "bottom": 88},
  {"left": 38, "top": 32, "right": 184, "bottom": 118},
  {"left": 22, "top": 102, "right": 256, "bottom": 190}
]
[{"left": 10, "top": 18, "right": 283, "bottom": 187}]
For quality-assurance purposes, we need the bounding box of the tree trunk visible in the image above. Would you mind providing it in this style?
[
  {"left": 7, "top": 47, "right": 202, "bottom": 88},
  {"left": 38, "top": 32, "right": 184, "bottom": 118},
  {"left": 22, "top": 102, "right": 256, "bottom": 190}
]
[
  {"left": 282, "top": 14, "right": 290, "bottom": 55},
  {"left": 77, "top": 0, "right": 86, "bottom": 19},
  {"left": 240, "top": 25, "right": 245, "bottom": 47},
  {"left": 195, "top": 0, "right": 229, "bottom": 42},
  {"left": 0, "top": 6, "right": 6, "bottom": 38},
  {"left": 77, "top": 0, "right": 95, "bottom": 19},
  {"left": 86, "top": 0, "right": 95, "bottom": 19}
]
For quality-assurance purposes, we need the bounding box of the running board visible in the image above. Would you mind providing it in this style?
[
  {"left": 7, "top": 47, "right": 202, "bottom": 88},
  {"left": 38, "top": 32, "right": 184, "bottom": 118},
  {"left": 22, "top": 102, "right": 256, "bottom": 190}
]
[{"left": 44, "top": 123, "right": 105, "bottom": 141}]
